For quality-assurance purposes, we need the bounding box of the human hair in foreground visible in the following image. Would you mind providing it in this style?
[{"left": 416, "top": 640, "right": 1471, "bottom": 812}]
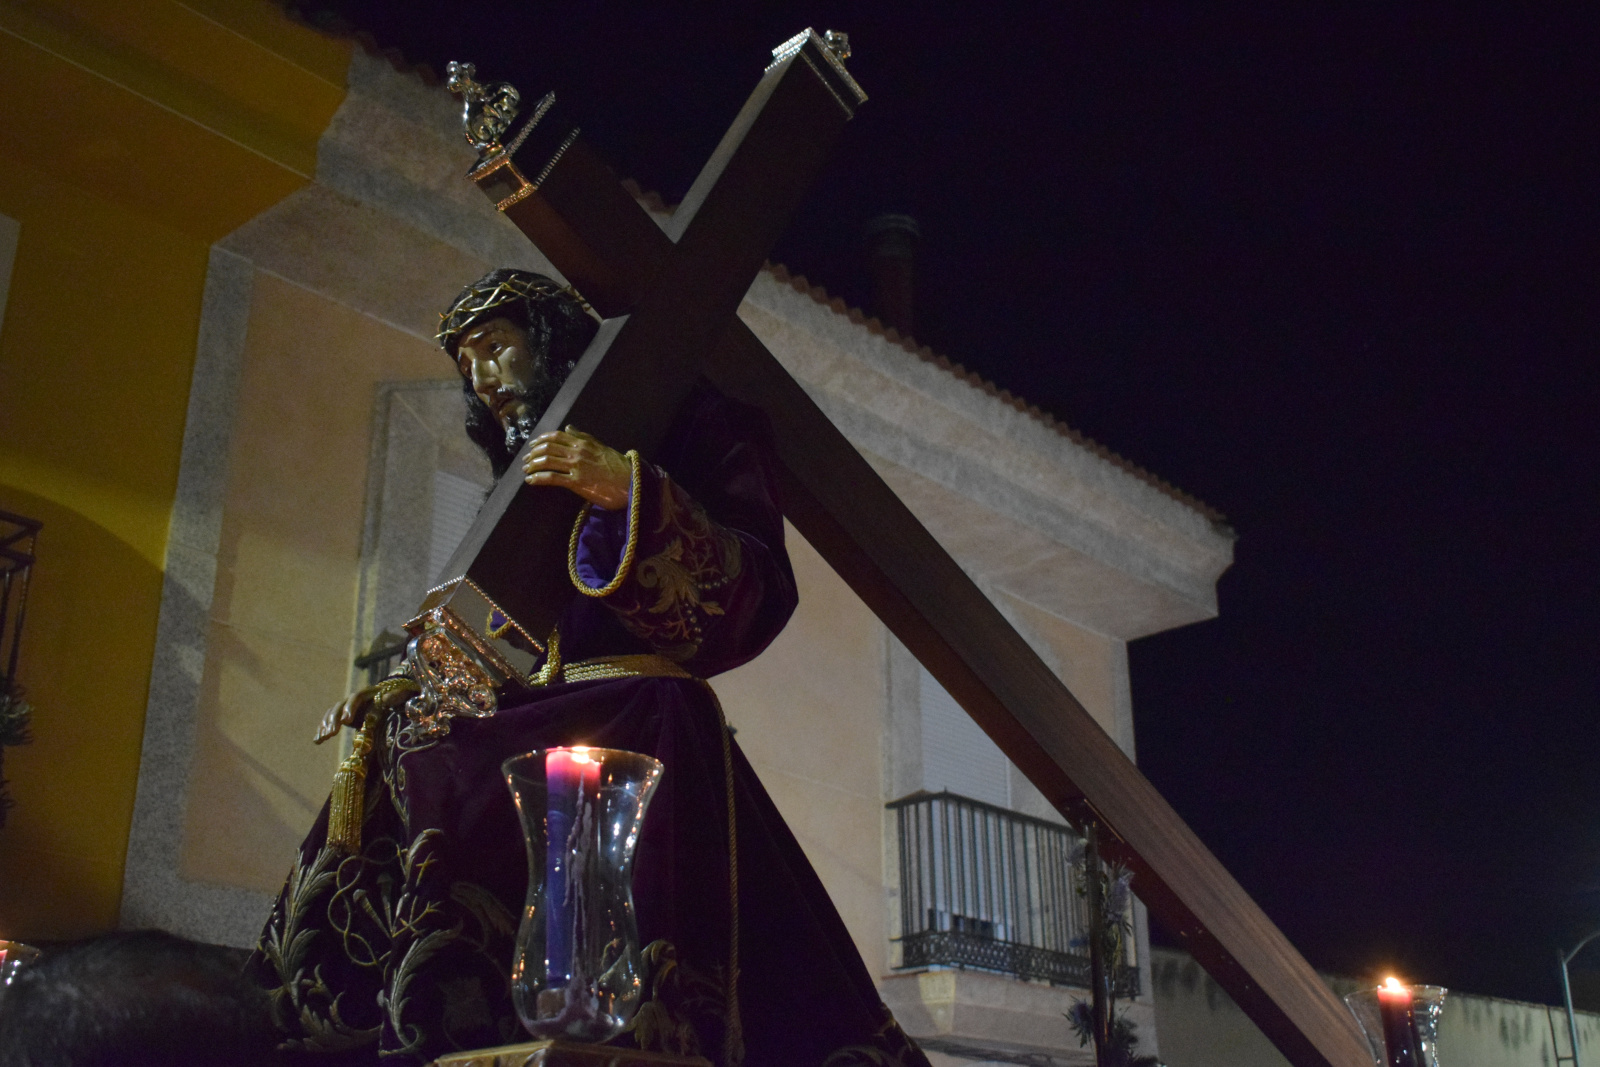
[{"left": 0, "top": 929, "right": 284, "bottom": 1067}]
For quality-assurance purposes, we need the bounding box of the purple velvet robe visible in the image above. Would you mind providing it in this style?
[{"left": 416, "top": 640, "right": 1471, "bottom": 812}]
[{"left": 247, "top": 387, "right": 928, "bottom": 1067}]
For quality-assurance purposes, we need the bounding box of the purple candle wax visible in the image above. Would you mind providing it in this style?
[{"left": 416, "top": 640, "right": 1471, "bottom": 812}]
[
  {"left": 1377, "top": 978, "right": 1422, "bottom": 1067},
  {"left": 544, "top": 748, "right": 599, "bottom": 986}
]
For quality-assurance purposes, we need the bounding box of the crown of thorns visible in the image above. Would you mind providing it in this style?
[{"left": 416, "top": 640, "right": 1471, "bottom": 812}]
[{"left": 436, "top": 275, "right": 591, "bottom": 354}]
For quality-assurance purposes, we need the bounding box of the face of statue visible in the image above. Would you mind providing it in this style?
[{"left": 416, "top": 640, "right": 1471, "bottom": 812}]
[{"left": 456, "top": 315, "right": 543, "bottom": 427}]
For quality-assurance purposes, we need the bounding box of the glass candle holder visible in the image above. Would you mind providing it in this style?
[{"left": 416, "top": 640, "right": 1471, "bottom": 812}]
[
  {"left": 0, "top": 940, "right": 42, "bottom": 1004},
  {"left": 502, "top": 747, "right": 663, "bottom": 1043},
  {"left": 1343, "top": 982, "right": 1448, "bottom": 1067}
]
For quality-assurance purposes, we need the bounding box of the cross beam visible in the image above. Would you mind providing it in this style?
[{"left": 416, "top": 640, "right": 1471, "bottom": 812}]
[{"left": 429, "top": 31, "right": 1370, "bottom": 1067}]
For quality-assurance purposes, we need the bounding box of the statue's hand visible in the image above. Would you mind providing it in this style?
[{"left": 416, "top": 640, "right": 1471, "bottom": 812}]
[
  {"left": 313, "top": 677, "right": 421, "bottom": 744},
  {"left": 523, "top": 427, "right": 631, "bottom": 510}
]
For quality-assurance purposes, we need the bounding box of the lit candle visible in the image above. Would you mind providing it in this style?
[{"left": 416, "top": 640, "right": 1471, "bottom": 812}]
[
  {"left": 1376, "top": 976, "right": 1423, "bottom": 1067},
  {"left": 544, "top": 747, "right": 600, "bottom": 989}
]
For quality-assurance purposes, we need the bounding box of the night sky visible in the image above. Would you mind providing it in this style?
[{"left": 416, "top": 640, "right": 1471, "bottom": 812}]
[{"left": 301, "top": 2, "right": 1598, "bottom": 1006}]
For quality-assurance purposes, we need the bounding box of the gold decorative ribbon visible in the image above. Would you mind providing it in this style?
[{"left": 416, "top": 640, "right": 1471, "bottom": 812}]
[{"left": 567, "top": 450, "right": 644, "bottom": 599}]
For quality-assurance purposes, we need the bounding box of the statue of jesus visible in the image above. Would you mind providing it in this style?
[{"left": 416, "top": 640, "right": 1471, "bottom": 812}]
[{"left": 246, "top": 269, "right": 929, "bottom": 1067}]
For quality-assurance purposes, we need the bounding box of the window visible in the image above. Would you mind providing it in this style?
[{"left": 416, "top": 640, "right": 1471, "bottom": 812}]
[
  {"left": 428, "top": 469, "right": 487, "bottom": 584},
  {"left": 918, "top": 664, "right": 1009, "bottom": 808}
]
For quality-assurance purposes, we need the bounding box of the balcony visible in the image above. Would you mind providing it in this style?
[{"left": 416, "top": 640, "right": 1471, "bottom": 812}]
[
  {"left": 354, "top": 631, "right": 408, "bottom": 686},
  {"left": 888, "top": 790, "right": 1138, "bottom": 996}
]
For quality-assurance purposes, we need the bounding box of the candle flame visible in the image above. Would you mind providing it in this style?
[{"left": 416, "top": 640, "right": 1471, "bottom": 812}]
[
  {"left": 569, "top": 746, "right": 594, "bottom": 764},
  {"left": 1383, "top": 976, "right": 1406, "bottom": 992}
]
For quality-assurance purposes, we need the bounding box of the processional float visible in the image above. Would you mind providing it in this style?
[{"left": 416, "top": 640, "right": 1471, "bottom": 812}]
[{"left": 399, "top": 28, "right": 1374, "bottom": 1067}]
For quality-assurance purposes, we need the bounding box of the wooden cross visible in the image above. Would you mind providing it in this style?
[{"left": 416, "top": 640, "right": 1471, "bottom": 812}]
[{"left": 419, "top": 31, "right": 1370, "bottom": 1067}]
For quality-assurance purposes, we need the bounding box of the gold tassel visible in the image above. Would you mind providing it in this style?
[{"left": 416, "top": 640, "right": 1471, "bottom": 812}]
[{"left": 327, "top": 708, "right": 382, "bottom": 854}]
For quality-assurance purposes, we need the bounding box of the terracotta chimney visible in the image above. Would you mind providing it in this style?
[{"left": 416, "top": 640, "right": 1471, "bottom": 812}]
[{"left": 864, "top": 214, "right": 920, "bottom": 337}]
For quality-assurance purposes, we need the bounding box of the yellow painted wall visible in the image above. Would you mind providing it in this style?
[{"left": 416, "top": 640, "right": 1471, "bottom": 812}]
[{"left": 0, "top": 0, "right": 348, "bottom": 940}]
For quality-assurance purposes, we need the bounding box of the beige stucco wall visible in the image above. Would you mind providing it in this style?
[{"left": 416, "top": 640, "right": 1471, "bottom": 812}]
[
  {"left": 714, "top": 524, "right": 890, "bottom": 976},
  {"left": 178, "top": 272, "right": 454, "bottom": 892},
  {"left": 994, "top": 593, "right": 1130, "bottom": 820},
  {"left": 1017, "top": 607, "right": 1123, "bottom": 740}
]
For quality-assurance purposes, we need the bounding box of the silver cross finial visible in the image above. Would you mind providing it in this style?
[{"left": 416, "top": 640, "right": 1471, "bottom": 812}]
[{"left": 446, "top": 61, "right": 522, "bottom": 155}]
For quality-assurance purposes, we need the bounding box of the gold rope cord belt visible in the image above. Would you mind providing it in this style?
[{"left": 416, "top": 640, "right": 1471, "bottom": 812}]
[{"left": 556, "top": 653, "right": 695, "bottom": 685}]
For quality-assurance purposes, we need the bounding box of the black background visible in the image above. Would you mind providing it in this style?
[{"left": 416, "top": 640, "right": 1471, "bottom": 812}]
[{"left": 300, "top": 2, "right": 1599, "bottom": 1007}]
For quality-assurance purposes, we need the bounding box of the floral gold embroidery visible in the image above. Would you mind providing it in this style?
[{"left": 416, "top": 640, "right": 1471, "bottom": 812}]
[
  {"left": 256, "top": 844, "right": 383, "bottom": 1054},
  {"left": 622, "top": 940, "right": 706, "bottom": 1056},
  {"left": 255, "top": 747, "right": 521, "bottom": 1060},
  {"left": 609, "top": 475, "right": 744, "bottom": 662}
]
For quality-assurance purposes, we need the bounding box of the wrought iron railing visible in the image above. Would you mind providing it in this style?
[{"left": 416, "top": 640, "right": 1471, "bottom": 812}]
[
  {"left": 888, "top": 790, "right": 1139, "bottom": 994},
  {"left": 0, "top": 510, "right": 42, "bottom": 696},
  {"left": 354, "top": 631, "right": 408, "bottom": 686},
  {"left": 1, "top": 510, "right": 42, "bottom": 828}
]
